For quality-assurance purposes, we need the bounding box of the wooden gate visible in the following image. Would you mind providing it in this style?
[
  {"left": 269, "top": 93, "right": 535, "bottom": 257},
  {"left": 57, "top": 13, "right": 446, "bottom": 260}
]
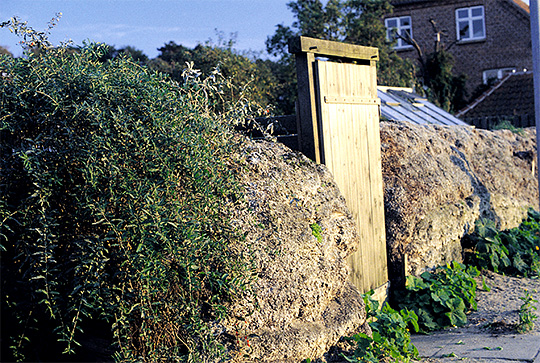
[{"left": 290, "top": 37, "right": 388, "bottom": 293}]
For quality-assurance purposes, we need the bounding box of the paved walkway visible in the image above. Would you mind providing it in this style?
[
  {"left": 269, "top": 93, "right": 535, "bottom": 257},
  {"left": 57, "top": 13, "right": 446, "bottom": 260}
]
[{"left": 411, "top": 327, "right": 540, "bottom": 362}]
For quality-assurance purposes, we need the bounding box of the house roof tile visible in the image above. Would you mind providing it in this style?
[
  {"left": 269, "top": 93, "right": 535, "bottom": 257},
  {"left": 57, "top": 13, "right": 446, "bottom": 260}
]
[
  {"left": 390, "top": 0, "right": 430, "bottom": 4},
  {"left": 456, "top": 72, "right": 535, "bottom": 119}
]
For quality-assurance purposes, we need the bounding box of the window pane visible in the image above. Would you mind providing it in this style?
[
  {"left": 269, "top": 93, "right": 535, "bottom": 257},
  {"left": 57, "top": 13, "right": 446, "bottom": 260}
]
[
  {"left": 458, "top": 21, "right": 470, "bottom": 39},
  {"left": 400, "top": 17, "right": 410, "bottom": 26},
  {"left": 471, "top": 7, "right": 483, "bottom": 17},
  {"left": 387, "top": 19, "right": 397, "bottom": 28},
  {"left": 400, "top": 28, "right": 411, "bottom": 41},
  {"left": 472, "top": 19, "right": 484, "bottom": 38},
  {"left": 457, "top": 9, "right": 469, "bottom": 19},
  {"left": 483, "top": 70, "right": 498, "bottom": 83}
]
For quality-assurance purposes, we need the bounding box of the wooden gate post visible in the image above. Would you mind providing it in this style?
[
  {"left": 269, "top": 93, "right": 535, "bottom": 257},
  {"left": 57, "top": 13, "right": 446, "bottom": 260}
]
[
  {"left": 289, "top": 36, "right": 388, "bottom": 296},
  {"left": 292, "top": 49, "right": 320, "bottom": 163}
]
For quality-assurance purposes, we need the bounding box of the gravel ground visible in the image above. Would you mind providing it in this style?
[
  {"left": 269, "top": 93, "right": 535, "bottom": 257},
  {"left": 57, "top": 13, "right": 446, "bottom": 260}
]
[
  {"left": 467, "top": 270, "right": 540, "bottom": 334},
  {"left": 321, "top": 270, "right": 540, "bottom": 363}
]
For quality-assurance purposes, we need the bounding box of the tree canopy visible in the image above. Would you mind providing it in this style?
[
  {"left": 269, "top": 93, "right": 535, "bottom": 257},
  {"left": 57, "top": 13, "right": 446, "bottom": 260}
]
[
  {"left": 148, "top": 38, "right": 286, "bottom": 114},
  {"left": 267, "top": 0, "right": 416, "bottom": 89}
]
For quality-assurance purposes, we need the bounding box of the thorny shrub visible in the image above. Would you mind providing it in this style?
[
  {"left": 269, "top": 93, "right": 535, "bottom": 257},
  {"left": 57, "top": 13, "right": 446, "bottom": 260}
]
[{"left": 1, "top": 18, "right": 260, "bottom": 362}]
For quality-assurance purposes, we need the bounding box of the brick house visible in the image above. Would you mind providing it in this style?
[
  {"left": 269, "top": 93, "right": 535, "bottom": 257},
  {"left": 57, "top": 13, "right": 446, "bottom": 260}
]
[{"left": 384, "top": 0, "right": 532, "bottom": 99}]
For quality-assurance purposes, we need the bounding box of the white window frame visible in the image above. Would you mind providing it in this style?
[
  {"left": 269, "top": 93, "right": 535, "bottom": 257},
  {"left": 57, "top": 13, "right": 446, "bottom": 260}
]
[
  {"left": 455, "top": 5, "right": 486, "bottom": 41},
  {"left": 385, "top": 16, "right": 413, "bottom": 50},
  {"left": 482, "top": 67, "right": 516, "bottom": 84}
]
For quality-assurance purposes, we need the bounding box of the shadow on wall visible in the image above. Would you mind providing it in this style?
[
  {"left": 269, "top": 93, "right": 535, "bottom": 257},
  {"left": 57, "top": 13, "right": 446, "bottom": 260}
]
[
  {"left": 450, "top": 146, "right": 501, "bottom": 227},
  {"left": 381, "top": 122, "right": 537, "bottom": 292}
]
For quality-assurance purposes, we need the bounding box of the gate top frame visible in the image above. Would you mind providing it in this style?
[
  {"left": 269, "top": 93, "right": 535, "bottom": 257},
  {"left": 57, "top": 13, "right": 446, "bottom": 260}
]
[{"left": 288, "top": 36, "right": 379, "bottom": 163}]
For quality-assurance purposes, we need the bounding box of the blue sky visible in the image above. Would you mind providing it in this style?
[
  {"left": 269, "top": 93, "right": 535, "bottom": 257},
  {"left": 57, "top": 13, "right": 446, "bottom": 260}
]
[
  {"left": 1, "top": 0, "right": 531, "bottom": 59},
  {"left": 0, "top": 0, "right": 296, "bottom": 58}
]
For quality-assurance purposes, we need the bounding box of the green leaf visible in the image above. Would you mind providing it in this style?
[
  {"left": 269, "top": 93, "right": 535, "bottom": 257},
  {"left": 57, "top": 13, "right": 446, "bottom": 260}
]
[
  {"left": 445, "top": 298, "right": 467, "bottom": 326},
  {"left": 406, "top": 275, "right": 428, "bottom": 291},
  {"left": 513, "top": 254, "right": 528, "bottom": 273}
]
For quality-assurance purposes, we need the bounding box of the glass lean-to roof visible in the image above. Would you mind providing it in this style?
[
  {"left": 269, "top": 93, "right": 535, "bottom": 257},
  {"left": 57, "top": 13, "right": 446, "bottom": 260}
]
[{"left": 378, "top": 86, "right": 469, "bottom": 126}]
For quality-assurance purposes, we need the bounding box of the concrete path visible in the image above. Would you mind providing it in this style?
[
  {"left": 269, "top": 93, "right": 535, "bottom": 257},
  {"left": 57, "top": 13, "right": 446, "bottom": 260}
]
[{"left": 411, "top": 327, "right": 540, "bottom": 363}]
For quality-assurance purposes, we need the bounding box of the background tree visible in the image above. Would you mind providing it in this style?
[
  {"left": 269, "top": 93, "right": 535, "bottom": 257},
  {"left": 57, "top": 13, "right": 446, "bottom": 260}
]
[
  {"left": 398, "top": 20, "right": 468, "bottom": 112},
  {"left": 288, "top": 0, "right": 344, "bottom": 40},
  {"left": 100, "top": 45, "right": 149, "bottom": 65},
  {"left": 266, "top": 0, "right": 416, "bottom": 114},
  {"left": 265, "top": 25, "right": 299, "bottom": 115},
  {"left": 149, "top": 35, "right": 283, "bottom": 114},
  {"left": 423, "top": 50, "right": 467, "bottom": 112},
  {"left": 342, "top": 0, "right": 415, "bottom": 87}
]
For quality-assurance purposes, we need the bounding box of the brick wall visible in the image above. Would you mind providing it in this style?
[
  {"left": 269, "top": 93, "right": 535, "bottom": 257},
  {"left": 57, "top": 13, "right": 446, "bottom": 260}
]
[{"left": 386, "top": 0, "right": 532, "bottom": 98}]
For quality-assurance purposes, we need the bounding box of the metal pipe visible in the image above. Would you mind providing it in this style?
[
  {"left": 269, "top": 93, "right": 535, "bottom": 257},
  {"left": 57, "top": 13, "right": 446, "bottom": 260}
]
[{"left": 532, "top": 0, "right": 540, "bottom": 208}]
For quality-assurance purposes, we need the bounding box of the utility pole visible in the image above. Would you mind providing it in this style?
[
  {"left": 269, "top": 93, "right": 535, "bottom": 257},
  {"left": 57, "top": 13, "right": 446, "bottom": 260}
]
[{"left": 532, "top": 0, "right": 540, "bottom": 208}]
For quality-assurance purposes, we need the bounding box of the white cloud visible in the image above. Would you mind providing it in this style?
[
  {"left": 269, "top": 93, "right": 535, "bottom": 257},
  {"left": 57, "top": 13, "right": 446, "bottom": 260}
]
[{"left": 62, "top": 23, "right": 189, "bottom": 40}]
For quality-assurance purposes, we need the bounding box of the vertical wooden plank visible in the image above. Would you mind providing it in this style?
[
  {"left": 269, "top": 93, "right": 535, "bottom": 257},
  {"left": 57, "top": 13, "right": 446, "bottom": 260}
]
[
  {"left": 365, "top": 62, "right": 387, "bottom": 291},
  {"left": 366, "top": 101, "right": 388, "bottom": 289},
  {"left": 315, "top": 61, "right": 331, "bottom": 170},
  {"left": 353, "top": 65, "right": 368, "bottom": 290},
  {"left": 315, "top": 60, "right": 388, "bottom": 293},
  {"left": 350, "top": 100, "right": 372, "bottom": 291},
  {"left": 342, "top": 62, "right": 369, "bottom": 292}
]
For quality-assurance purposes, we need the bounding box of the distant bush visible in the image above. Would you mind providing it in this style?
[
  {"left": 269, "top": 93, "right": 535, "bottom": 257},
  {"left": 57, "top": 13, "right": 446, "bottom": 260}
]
[
  {"left": 491, "top": 119, "right": 525, "bottom": 135},
  {"left": 150, "top": 40, "right": 285, "bottom": 114},
  {"left": 1, "top": 40, "right": 254, "bottom": 362}
]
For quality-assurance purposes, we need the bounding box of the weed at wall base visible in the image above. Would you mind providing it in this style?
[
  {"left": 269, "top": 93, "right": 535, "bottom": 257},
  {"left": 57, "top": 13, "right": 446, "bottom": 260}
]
[
  {"left": 517, "top": 289, "right": 538, "bottom": 333},
  {"left": 464, "top": 209, "right": 540, "bottom": 278},
  {"left": 393, "top": 262, "right": 479, "bottom": 333},
  {"left": 342, "top": 291, "right": 419, "bottom": 363}
]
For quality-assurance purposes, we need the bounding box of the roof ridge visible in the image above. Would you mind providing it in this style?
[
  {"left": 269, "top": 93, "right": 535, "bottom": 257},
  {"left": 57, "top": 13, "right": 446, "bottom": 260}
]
[{"left": 509, "top": 0, "right": 530, "bottom": 15}]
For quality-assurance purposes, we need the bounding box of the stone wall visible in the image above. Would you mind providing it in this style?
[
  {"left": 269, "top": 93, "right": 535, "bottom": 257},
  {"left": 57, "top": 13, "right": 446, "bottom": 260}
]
[
  {"left": 222, "top": 139, "right": 370, "bottom": 362},
  {"left": 218, "top": 122, "right": 538, "bottom": 361},
  {"left": 381, "top": 121, "right": 538, "bottom": 286}
]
